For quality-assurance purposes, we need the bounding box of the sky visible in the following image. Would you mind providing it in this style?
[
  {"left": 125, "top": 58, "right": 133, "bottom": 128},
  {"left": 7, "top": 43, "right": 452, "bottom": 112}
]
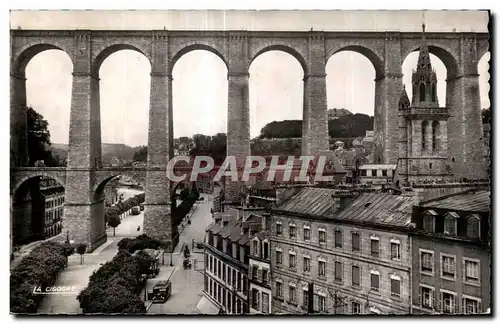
[{"left": 12, "top": 10, "right": 490, "bottom": 147}]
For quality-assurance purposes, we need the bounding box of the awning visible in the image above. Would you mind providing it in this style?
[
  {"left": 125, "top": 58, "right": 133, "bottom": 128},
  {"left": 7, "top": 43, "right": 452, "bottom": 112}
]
[{"left": 195, "top": 296, "right": 220, "bottom": 315}]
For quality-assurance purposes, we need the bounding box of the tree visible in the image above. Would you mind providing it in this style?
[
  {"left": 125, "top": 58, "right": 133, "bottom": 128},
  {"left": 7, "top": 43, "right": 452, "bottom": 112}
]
[
  {"left": 107, "top": 215, "right": 121, "bottom": 237},
  {"left": 76, "top": 243, "right": 87, "bottom": 264},
  {"left": 132, "top": 146, "right": 148, "bottom": 162},
  {"left": 26, "top": 107, "right": 52, "bottom": 166}
]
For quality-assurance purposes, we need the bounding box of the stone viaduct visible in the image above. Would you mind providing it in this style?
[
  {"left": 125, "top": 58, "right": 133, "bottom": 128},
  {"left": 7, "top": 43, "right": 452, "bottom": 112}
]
[{"left": 10, "top": 28, "right": 489, "bottom": 250}]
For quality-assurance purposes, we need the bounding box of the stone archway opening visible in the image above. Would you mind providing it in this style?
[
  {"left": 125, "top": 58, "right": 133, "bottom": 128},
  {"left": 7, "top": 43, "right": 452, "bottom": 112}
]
[
  {"left": 249, "top": 50, "right": 304, "bottom": 159},
  {"left": 478, "top": 52, "right": 491, "bottom": 113},
  {"left": 12, "top": 46, "right": 73, "bottom": 167},
  {"left": 11, "top": 176, "right": 65, "bottom": 248},
  {"left": 171, "top": 48, "right": 228, "bottom": 166},
  {"left": 326, "top": 49, "right": 377, "bottom": 158},
  {"left": 96, "top": 47, "right": 151, "bottom": 166},
  {"left": 402, "top": 51, "right": 447, "bottom": 106}
]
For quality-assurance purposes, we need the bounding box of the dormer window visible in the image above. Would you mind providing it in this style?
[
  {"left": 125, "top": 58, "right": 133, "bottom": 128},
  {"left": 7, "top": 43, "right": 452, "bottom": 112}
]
[
  {"left": 443, "top": 212, "right": 459, "bottom": 236},
  {"left": 466, "top": 214, "right": 481, "bottom": 239},
  {"left": 422, "top": 210, "right": 437, "bottom": 232},
  {"left": 252, "top": 239, "right": 259, "bottom": 257}
]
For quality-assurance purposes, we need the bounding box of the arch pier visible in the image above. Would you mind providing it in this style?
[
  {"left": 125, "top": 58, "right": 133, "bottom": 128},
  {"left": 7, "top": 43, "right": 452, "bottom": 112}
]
[{"left": 10, "top": 29, "right": 488, "bottom": 250}]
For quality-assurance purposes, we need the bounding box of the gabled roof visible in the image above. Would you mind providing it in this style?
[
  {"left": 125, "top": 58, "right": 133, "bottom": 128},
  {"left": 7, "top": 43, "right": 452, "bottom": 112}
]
[
  {"left": 420, "top": 190, "right": 490, "bottom": 213},
  {"left": 333, "top": 193, "right": 419, "bottom": 228}
]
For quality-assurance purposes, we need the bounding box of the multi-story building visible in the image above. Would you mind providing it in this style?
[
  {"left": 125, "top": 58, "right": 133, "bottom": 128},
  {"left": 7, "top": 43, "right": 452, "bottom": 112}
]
[
  {"left": 410, "top": 189, "right": 491, "bottom": 314},
  {"left": 39, "top": 177, "right": 65, "bottom": 238},
  {"left": 248, "top": 214, "right": 272, "bottom": 314},
  {"left": 202, "top": 207, "right": 264, "bottom": 314},
  {"left": 269, "top": 187, "right": 418, "bottom": 314}
]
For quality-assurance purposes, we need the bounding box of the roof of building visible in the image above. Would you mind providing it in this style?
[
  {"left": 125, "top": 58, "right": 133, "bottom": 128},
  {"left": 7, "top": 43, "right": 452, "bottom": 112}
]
[
  {"left": 275, "top": 187, "right": 337, "bottom": 217},
  {"left": 251, "top": 181, "right": 275, "bottom": 191},
  {"left": 333, "top": 192, "right": 419, "bottom": 228},
  {"left": 420, "top": 190, "right": 490, "bottom": 213},
  {"left": 359, "top": 164, "right": 397, "bottom": 170}
]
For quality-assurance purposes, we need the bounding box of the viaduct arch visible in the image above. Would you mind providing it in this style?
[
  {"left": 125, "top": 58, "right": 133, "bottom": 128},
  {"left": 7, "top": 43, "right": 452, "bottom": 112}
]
[{"left": 10, "top": 29, "right": 488, "bottom": 250}]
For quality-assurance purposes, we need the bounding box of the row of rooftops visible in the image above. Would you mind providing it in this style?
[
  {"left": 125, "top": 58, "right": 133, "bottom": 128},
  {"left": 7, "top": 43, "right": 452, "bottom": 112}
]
[{"left": 210, "top": 187, "right": 490, "bottom": 241}]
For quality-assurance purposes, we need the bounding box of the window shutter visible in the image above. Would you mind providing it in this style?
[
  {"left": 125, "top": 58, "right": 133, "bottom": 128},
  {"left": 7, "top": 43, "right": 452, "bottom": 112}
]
[
  {"left": 257, "top": 269, "right": 262, "bottom": 282},
  {"left": 267, "top": 271, "right": 271, "bottom": 284}
]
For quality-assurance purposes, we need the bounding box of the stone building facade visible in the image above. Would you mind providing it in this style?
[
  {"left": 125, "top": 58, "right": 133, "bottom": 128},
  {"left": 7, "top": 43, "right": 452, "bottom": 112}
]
[
  {"left": 248, "top": 223, "right": 272, "bottom": 314},
  {"left": 269, "top": 187, "right": 418, "bottom": 314},
  {"left": 398, "top": 24, "right": 453, "bottom": 183},
  {"left": 203, "top": 207, "right": 265, "bottom": 314},
  {"left": 410, "top": 189, "right": 491, "bottom": 314},
  {"left": 39, "top": 177, "right": 65, "bottom": 238}
]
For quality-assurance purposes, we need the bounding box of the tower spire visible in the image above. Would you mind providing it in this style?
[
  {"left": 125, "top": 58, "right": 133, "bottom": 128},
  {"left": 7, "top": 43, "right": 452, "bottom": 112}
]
[{"left": 416, "top": 22, "right": 432, "bottom": 71}]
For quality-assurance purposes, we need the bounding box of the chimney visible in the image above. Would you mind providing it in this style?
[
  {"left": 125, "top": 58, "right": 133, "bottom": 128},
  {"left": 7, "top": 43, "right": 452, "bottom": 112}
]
[{"left": 222, "top": 215, "right": 230, "bottom": 227}]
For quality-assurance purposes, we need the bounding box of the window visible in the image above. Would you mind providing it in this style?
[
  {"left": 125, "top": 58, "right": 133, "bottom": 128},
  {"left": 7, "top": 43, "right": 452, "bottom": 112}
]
[
  {"left": 463, "top": 297, "right": 480, "bottom": 314},
  {"left": 420, "top": 250, "right": 434, "bottom": 274},
  {"left": 334, "top": 261, "right": 343, "bottom": 282},
  {"left": 263, "top": 242, "right": 269, "bottom": 259},
  {"left": 423, "top": 214, "right": 435, "bottom": 232},
  {"left": 318, "top": 295, "right": 326, "bottom": 313},
  {"left": 444, "top": 213, "right": 457, "bottom": 235},
  {"left": 303, "top": 226, "right": 311, "bottom": 241},
  {"left": 360, "top": 169, "right": 367, "bottom": 176},
  {"left": 351, "top": 301, "right": 361, "bottom": 314},
  {"left": 252, "top": 240, "right": 258, "bottom": 256},
  {"left": 334, "top": 229, "right": 343, "bottom": 248},
  {"left": 318, "top": 260, "right": 326, "bottom": 277},
  {"left": 352, "top": 233, "right": 360, "bottom": 252},
  {"left": 441, "top": 254, "right": 456, "bottom": 279},
  {"left": 262, "top": 269, "right": 268, "bottom": 285},
  {"left": 432, "top": 121, "right": 439, "bottom": 151},
  {"left": 370, "top": 272, "right": 379, "bottom": 291},
  {"left": 302, "top": 289, "right": 309, "bottom": 308},
  {"left": 370, "top": 238, "right": 380, "bottom": 257},
  {"left": 390, "top": 277, "right": 401, "bottom": 297},
  {"left": 420, "top": 286, "right": 433, "bottom": 309},
  {"left": 431, "top": 83, "right": 437, "bottom": 102},
  {"left": 276, "top": 222, "right": 282, "bottom": 236},
  {"left": 289, "top": 223, "right": 296, "bottom": 239},
  {"left": 303, "top": 256, "right": 311, "bottom": 273},
  {"left": 442, "top": 291, "right": 456, "bottom": 314},
  {"left": 382, "top": 170, "right": 387, "bottom": 177},
  {"left": 419, "top": 83, "right": 426, "bottom": 102},
  {"left": 319, "top": 228, "right": 326, "bottom": 244},
  {"left": 289, "top": 285, "right": 296, "bottom": 303},
  {"left": 223, "top": 264, "right": 226, "bottom": 281},
  {"left": 352, "top": 265, "right": 360, "bottom": 287},
  {"left": 464, "top": 259, "right": 480, "bottom": 284},
  {"left": 391, "top": 241, "right": 401, "bottom": 260},
  {"left": 371, "top": 170, "right": 377, "bottom": 177},
  {"left": 251, "top": 288, "right": 260, "bottom": 310},
  {"left": 289, "top": 253, "right": 296, "bottom": 269},
  {"left": 262, "top": 292, "right": 269, "bottom": 313},
  {"left": 252, "top": 265, "right": 258, "bottom": 280},
  {"left": 422, "top": 120, "right": 428, "bottom": 151},
  {"left": 276, "top": 281, "right": 283, "bottom": 298},
  {"left": 276, "top": 250, "right": 283, "bottom": 265},
  {"left": 466, "top": 215, "right": 480, "bottom": 239}
]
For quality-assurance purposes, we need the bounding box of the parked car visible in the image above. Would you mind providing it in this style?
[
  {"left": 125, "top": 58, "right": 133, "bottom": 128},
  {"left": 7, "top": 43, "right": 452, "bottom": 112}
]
[
  {"left": 131, "top": 206, "right": 140, "bottom": 215},
  {"left": 151, "top": 280, "right": 172, "bottom": 303}
]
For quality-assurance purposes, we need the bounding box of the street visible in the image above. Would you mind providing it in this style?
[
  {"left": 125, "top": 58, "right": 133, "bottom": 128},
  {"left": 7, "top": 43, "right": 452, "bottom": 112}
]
[
  {"left": 37, "top": 192, "right": 215, "bottom": 315},
  {"left": 37, "top": 206, "right": 144, "bottom": 314},
  {"left": 148, "top": 193, "right": 214, "bottom": 314}
]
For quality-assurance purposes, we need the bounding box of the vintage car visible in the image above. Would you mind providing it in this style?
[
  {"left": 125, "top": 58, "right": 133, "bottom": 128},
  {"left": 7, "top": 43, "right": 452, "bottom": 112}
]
[
  {"left": 151, "top": 280, "right": 172, "bottom": 304},
  {"left": 131, "top": 206, "right": 140, "bottom": 215}
]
